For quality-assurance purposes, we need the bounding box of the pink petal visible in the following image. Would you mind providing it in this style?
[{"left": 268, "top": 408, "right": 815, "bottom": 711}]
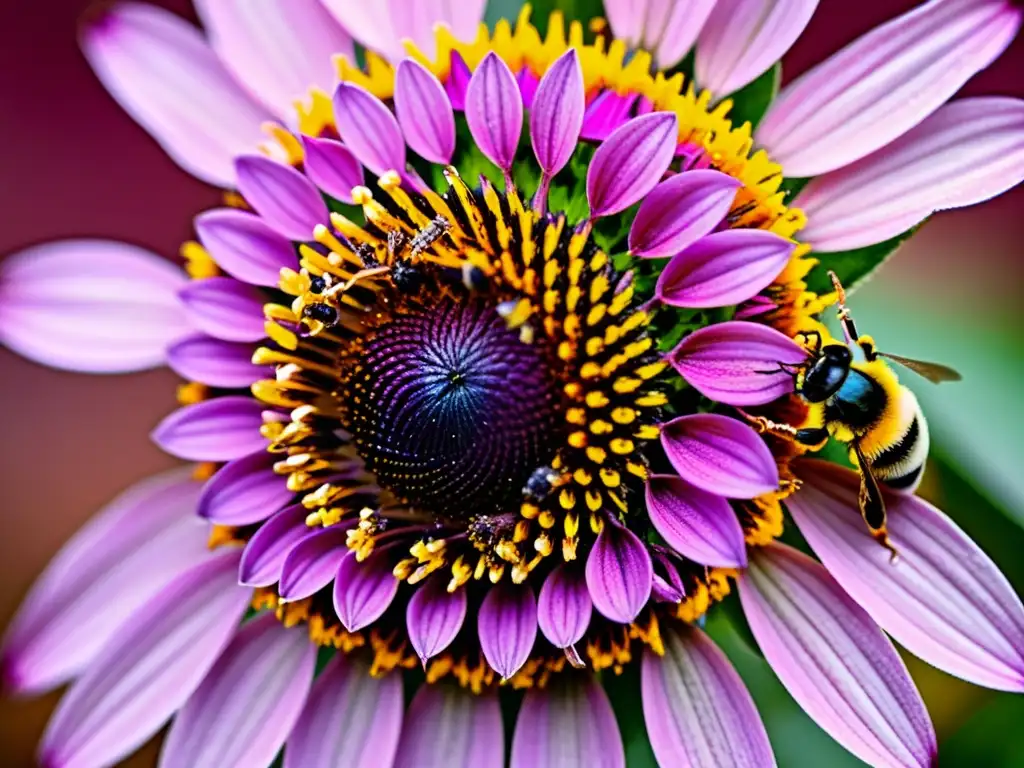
[
  {"left": 39, "top": 550, "right": 251, "bottom": 768},
  {"left": 319, "top": 1, "right": 398, "bottom": 59},
  {"left": 194, "top": 208, "right": 300, "bottom": 287},
  {"left": 478, "top": 582, "right": 538, "bottom": 680},
  {"left": 587, "top": 112, "right": 679, "bottom": 218},
  {"left": 407, "top": 577, "right": 468, "bottom": 663},
  {"left": 80, "top": 4, "right": 272, "bottom": 186},
  {"left": 537, "top": 564, "right": 593, "bottom": 649},
  {"left": 530, "top": 49, "right": 585, "bottom": 176},
  {"left": 796, "top": 96, "right": 1024, "bottom": 251},
  {"left": 511, "top": 676, "right": 624, "bottom": 768},
  {"left": 657, "top": 229, "right": 795, "bottom": 308},
  {"left": 645, "top": 0, "right": 718, "bottom": 70},
  {"left": 333, "top": 551, "right": 400, "bottom": 632},
  {"left": 739, "top": 543, "right": 937, "bottom": 768},
  {"left": 193, "top": 0, "right": 353, "bottom": 121},
  {"left": 0, "top": 240, "right": 189, "bottom": 373},
  {"left": 300, "top": 136, "right": 365, "bottom": 204},
  {"left": 642, "top": 624, "right": 776, "bottom": 768},
  {"left": 177, "top": 277, "right": 267, "bottom": 343},
  {"left": 670, "top": 321, "right": 806, "bottom": 406},
  {"left": 332, "top": 83, "right": 406, "bottom": 177},
  {"left": 279, "top": 526, "right": 350, "bottom": 602},
  {"left": 160, "top": 614, "right": 316, "bottom": 767},
  {"left": 756, "top": 0, "right": 1023, "bottom": 177},
  {"left": 197, "top": 449, "right": 292, "bottom": 526},
  {"left": 603, "top": 0, "right": 645, "bottom": 46},
  {"left": 628, "top": 170, "right": 741, "bottom": 258},
  {"left": 285, "top": 654, "right": 404, "bottom": 768},
  {"left": 586, "top": 521, "right": 653, "bottom": 623},
  {"left": 696, "top": 0, "right": 819, "bottom": 96},
  {"left": 167, "top": 335, "right": 268, "bottom": 389},
  {"left": 1, "top": 469, "right": 205, "bottom": 695},
  {"left": 789, "top": 459, "right": 1024, "bottom": 692},
  {"left": 393, "top": 684, "right": 503, "bottom": 768},
  {"left": 465, "top": 52, "right": 523, "bottom": 173},
  {"left": 580, "top": 90, "right": 638, "bottom": 142},
  {"left": 239, "top": 504, "right": 314, "bottom": 587},
  {"left": 235, "top": 155, "right": 329, "bottom": 241},
  {"left": 395, "top": 59, "right": 456, "bottom": 164},
  {"left": 152, "top": 396, "right": 267, "bottom": 462},
  {"left": 660, "top": 412, "right": 779, "bottom": 498},
  {"left": 645, "top": 475, "right": 748, "bottom": 568}
]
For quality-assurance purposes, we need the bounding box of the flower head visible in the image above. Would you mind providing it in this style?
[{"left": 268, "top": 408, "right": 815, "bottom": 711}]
[{"left": 2, "top": 1, "right": 1024, "bottom": 767}]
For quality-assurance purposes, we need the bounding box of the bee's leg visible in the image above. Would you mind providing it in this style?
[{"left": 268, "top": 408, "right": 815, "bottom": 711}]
[
  {"left": 795, "top": 329, "right": 822, "bottom": 354},
  {"left": 747, "top": 417, "right": 829, "bottom": 449}
]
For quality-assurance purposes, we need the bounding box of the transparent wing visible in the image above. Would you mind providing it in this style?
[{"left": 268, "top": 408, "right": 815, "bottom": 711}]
[{"left": 878, "top": 352, "right": 962, "bottom": 384}]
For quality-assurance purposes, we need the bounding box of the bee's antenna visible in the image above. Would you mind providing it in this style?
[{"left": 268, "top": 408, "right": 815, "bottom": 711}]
[{"left": 828, "top": 270, "right": 860, "bottom": 345}]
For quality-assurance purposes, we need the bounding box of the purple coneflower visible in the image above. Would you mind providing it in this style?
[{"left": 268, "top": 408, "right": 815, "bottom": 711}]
[{"left": 2, "top": 1, "right": 1024, "bottom": 767}]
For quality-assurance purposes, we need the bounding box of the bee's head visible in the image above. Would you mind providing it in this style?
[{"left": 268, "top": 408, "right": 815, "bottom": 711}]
[{"left": 797, "top": 343, "right": 852, "bottom": 403}]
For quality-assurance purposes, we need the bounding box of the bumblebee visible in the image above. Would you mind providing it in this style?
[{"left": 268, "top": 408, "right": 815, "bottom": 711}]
[{"left": 756, "top": 272, "right": 960, "bottom": 559}]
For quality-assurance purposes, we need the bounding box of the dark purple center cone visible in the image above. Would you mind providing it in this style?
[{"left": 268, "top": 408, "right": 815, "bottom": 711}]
[{"left": 350, "top": 298, "right": 561, "bottom": 517}]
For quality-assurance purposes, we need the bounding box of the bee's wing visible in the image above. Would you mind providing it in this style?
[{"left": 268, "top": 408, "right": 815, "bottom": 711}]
[
  {"left": 852, "top": 443, "right": 887, "bottom": 533},
  {"left": 878, "top": 352, "right": 962, "bottom": 384}
]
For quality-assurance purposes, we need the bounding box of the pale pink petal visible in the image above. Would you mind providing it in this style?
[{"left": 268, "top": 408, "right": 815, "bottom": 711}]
[
  {"left": 757, "top": 0, "right": 1023, "bottom": 177},
  {"left": 0, "top": 240, "right": 189, "bottom": 373},
  {"left": 197, "top": 450, "right": 292, "bottom": 526},
  {"left": 194, "top": 208, "right": 299, "bottom": 287},
  {"left": 300, "top": 136, "right": 365, "bottom": 204},
  {"left": 152, "top": 396, "right": 267, "bottom": 462},
  {"left": 395, "top": 59, "right": 456, "bottom": 164},
  {"left": 789, "top": 459, "right": 1024, "bottom": 692},
  {"left": 530, "top": 49, "right": 585, "bottom": 176},
  {"left": 696, "top": 0, "right": 819, "bottom": 96},
  {"left": 167, "top": 335, "right": 268, "bottom": 389},
  {"left": 319, "top": 1, "right": 397, "bottom": 59},
  {"left": 1, "top": 469, "right": 204, "bottom": 694},
  {"left": 796, "top": 97, "right": 1024, "bottom": 251},
  {"left": 393, "top": 684, "right": 503, "bottom": 768},
  {"left": 332, "top": 83, "right": 407, "bottom": 176},
  {"left": 81, "top": 4, "right": 273, "bottom": 186},
  {"left": 739, "top": 543, "right": 937, "bottom": 768},
  {"left": 387, "top": 0, "right": 487, "bottom": 59},
  {"left": 629, "top": 170, "right": 741, "bottom": 258},
  {"left": 465, "top": 52, "right": 523, "bottom": 173},
  {"left": 645, "top": 0, "right": 718, "bottom": 70},
  {"left": 660, "top": 412, "right": 779, "bottom": 498},
  {"left": 39, "top": 551, "right": 251, "bottom": 768},
  {"left": 239, "top": 504, "right": 314, "bottom": 587},
  {"left": 285, "top": 654, "right": 404, "bottom": 768},
  {"left": 511, "top": 676, "right": 624, "bottom": 768},
  {"left": 279, "top": 526, "right": 350, "bottom": 602},
  {"left": 642, "top": 624, "right": 776, "bottom": 767},
  {"left": 537, "top": 564, "right": 592, "bottom": 650},
  {"left": 604, "top": 0, "right": 645, "bottom": 47},
  {"left": 645, "top": 475, "right": 748, "bottom": 568},
  {"left": 333, "top": 551, "right": 400, "bottom": 632},
  {"left": 407, "top": 577, "right": 468, "bottom": 663},
  {"left": 478, "top": 583, "right": 538, "bottom": 680},
  {"left": 586, "top": 521, "right": 653, "bottom": 623},
  {"left": 193, "top": 0, "right": 353, "bottom": 121},
  {"left": 177, "top": 277, "right": 267, "bottom": 343},
  {"left": 235, "top": 155, "right": 330, "bottom": 241}
]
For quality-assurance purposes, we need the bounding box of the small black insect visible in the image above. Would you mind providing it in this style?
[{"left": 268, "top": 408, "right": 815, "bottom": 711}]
[
  {"left": 390, "top": 259, "right": 423, "bottom": 293},
  {"left": 355, "top": 243, "right": 379, "bottom": 268},
  {"left": 303, "top": 302, "right": 338, "bottom": 325},
  {"left": 411, "top": 215, "right": 450, "bottom": 256},
  {"left": 308, "top": 275, "right": 327, "bottom": 294},
  {"left": 523, "top": 466, "right": 560, "bottom": 501}
]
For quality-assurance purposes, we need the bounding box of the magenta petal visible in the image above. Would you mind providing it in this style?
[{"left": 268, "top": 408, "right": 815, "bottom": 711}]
[
  {"left": 333, "top": 551, "right": 400, "bottom": 632},
  {"left": 39, "top": 550, "right": 251, "bottom": 768},
  {"left": 657, "top": 229, "right": 794, "bottom": 308},
  {"left": 587, "top": 112, "right": 678, "bottom": 218},
  {"left": 445, "top": 51, "right": 472, "bottom": 111},
  {"left": 332, "top": 83, "right": 406, "bottom": 177},
  {"left": 407, "top": 577, "right": 468, "bottom": 663},
  {"left": 642, "top": 624, "right": 776, "bottom": 768},
  {"left": 740, "top": 543, "right": 937, "bottom": 768},
  {"left": 167, "top": 335, "right": 267, "bottom": 388},
  {"left": 178, "top": 277, "right": 267, "bottom": 342},
  {"left": 580, "top": 90, "right": 638, "bottom": 142},
  {"left": 160, "top": 614, "right": 315, "bottom": 767},
  {"left": 194, "top": 208, "right": 298, "bottom": 288},
  {"left": 279, "top": 526, "right": 350, "bottom": 602},
  {"left": 511, "top": 676, "right": 624, "bottom": 768},
  {"left": 629, "top": 170, "right": 741, "bottom": 258},
  {"left": 671, "top": 321, "right": 807, "bottom": 406},
  {"left": 537, "top": 564, "right": 593, "bottom": 649},
  {"left": 197, "top": 449, "right": 292, "bottom": 526},
  {"left": 152, "top": 396, "right": 267, "bottom": 462},
  {"left": 239, "top": 504, "right": 314, "bottom": 587},
  {"left": 789, "top": 459, "right": 1024, "bottom": 692},
  {"left": 586, "top": 521, "right": 653, "bottom": 623},
  {"left": 660, "top": 413, "right": 779, "bottom": 498},
  {"left": 285, "top": 654, "right": 404, "bottom": 768},
  {"left": 395, "top": 59, "right": 456, "bottom": 164},
  {"left": 646, "top": 475, "right": 747, "bottom": 568},
  {"left": 393, "top": 684, "right": 503, "bottom": 768},
  {"left": 465, "top": 52, "right": 523, "bottom": 172},
  {"left": 478, "top": 582, "right": 538, "bottom": 680},
  {"left": 300, "top": 136, "right": 365, "bottom": 204},
  {"left": 530, "top": 49, "right": 585, "bottom": 176},
  {"left": 0, "top": 240, "right": 189, "bottom": 373},
  {"left": 235, "top": 155, "right": 329, "bottom": 241},
  {"left": 1, "top": 469, "right": 204, "bottom": 695}
]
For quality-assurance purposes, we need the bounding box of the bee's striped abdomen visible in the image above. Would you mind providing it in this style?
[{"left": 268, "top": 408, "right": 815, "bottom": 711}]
[{"left": 869, "top": 388, "right": 930, "bottom": 493}]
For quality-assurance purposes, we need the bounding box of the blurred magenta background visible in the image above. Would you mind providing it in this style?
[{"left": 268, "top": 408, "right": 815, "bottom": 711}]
[{"left": 0, "top": 1, "right": 1020, "bottom": 765}]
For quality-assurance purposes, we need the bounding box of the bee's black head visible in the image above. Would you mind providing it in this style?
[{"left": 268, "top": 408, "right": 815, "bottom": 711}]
[{"left": 798, "top": 344, "right": 852, "bottom": 403}]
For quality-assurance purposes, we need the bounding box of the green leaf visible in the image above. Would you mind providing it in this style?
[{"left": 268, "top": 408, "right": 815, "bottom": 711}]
[
  {"left": 724, "top": 63, "right": 781, "bottom": 131},
  {"left": 805, "top": 224, "right": 922, "bottom": 297},
  {"left": 525, "top": 0, "right": 606, "bottom": 37},
  {"left": 602, "top": 664, "right": 659, "bottom": 767}
]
